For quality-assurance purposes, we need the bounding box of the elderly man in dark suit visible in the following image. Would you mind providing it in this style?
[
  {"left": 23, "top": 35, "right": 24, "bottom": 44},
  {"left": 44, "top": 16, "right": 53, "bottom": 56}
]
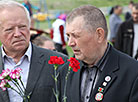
[
  {"left": 59, "top": 5, "right": 138, "bottom": 102},
  {"left": 0, "top": 0, "right": 67, "bottom": 102}
]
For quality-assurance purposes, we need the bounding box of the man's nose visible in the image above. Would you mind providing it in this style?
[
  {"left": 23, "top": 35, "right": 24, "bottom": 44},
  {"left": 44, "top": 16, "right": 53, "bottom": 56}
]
[
  {"left": 68, "top": 37, "right": 75, "bottom": 47},
  {"left": 14, "top": 27, "right": 22, "bottom": 37}
]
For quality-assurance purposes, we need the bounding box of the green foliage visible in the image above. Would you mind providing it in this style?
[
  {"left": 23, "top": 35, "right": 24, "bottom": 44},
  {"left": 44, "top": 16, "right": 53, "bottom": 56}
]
[{"left": 31, "top": 0, "right": 138, "bottom": 10}]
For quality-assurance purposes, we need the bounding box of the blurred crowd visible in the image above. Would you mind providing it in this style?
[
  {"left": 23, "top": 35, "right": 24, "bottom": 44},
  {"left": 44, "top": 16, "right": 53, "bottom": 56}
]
[{"left": 109, "top": 1, "right": 138, "bottom": 60}]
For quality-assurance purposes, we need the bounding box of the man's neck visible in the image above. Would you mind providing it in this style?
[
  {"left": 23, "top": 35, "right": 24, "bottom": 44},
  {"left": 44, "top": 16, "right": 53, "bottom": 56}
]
[
  {"left": 85, "top": 42, "right": 108, "bottom": 67},
  {"left": 4, "top": 48, "right": 27, "bottom": 64}
]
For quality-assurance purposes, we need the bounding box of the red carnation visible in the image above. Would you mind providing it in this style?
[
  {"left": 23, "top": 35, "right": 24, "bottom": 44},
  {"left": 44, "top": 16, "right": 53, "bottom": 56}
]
[
  {"left": 48, "top": 56, "right": 65, "bottom": 65},
  {"left": 67, "top": 57, "right": 80, "bottom": 72}
]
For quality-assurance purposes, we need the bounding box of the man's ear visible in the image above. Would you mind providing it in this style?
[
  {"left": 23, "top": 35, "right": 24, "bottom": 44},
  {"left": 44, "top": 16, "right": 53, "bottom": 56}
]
[{"left": 95, "top": 27, "right": 105, "bottom": 43}]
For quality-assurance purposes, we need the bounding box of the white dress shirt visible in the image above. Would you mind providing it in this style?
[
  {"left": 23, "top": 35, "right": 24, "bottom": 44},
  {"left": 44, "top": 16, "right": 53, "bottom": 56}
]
[
  {"left": 1, "top": 42, "right": 32, "bottom": 102},
  {"left": 133, "top": 24, "right": 138, "bottom": 57}
]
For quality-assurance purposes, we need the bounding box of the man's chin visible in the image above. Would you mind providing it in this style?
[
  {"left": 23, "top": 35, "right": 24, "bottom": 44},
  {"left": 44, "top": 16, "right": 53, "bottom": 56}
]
[
  {"left": 13, "top": 45, "right": 28, "bottom": 51},
  {"left": 75, "top": 54, "right": 83, "bottom": 60}
]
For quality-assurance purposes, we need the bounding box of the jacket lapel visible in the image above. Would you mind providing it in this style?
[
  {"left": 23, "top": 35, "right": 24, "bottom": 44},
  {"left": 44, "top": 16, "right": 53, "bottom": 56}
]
[
  {"left": 90, "top": 47, "right": 119, "bottom": 102},
  {"left": 25, "top": 45, "right": 45, "bottom": 96},
  {"left": 0, "top": 49, "right": 10, "bottom": 102}
]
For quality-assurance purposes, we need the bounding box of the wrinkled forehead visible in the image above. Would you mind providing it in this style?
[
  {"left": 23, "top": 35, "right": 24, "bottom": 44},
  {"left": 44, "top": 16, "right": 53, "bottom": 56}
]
[
  {"left": 0, "top": 4, "right": 22, "bottom": 12},
  {"left": 0, "top": 7, "right": 27, "bottom": 24},
  {"left": 0, "top": 5, "right": 25, "bottom": 13},
  {"left": 66, "top": 16, "right": 84, "bottom": 32}
]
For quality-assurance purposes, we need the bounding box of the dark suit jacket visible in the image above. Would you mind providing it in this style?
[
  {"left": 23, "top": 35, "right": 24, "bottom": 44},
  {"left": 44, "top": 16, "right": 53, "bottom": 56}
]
[
  {"left": 0, "top": 44, "right": 68, "bottom": 102},
  {"left": 115, "top": 18, "right": 134, "bottom": 57},
  {"left": 59, "top": 46, "right": 138, "bottom": 102}
]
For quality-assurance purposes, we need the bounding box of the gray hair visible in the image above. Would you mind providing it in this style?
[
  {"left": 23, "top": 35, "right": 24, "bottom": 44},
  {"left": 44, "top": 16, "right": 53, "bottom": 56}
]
[
  {"left": 0, "top": 0, "right": 31, "bottom": 27},
  {"left": 66, "top": 5, "right": 108, "bottom": 38}
]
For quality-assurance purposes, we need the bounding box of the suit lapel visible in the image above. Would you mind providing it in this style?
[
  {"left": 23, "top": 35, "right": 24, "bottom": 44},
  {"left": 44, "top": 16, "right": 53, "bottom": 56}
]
[
  {"left": 0, "top": 49, "right": 10, "bottom": 102},
  {"left": 0, "top": 50, "right": 3, "bottom": 73},
  {"left": 90, "top": 47, "right": 119, "bottom": 102},
  {"left": 25, "top": 45, "right": 45, "bottom": 96},
  {"left": 69, "top": 61, "right": 83, "bottom": 102}
]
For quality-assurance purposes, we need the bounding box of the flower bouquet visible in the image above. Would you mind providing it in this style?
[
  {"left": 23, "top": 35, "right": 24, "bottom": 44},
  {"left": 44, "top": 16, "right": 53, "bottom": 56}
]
[{"left": 0, "top": 68, "right": 30, "bottom": 102}]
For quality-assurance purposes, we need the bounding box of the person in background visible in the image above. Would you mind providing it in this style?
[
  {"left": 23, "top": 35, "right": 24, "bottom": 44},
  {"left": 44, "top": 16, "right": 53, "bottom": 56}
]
[
  {"left": 125, "top": 0, "right": 134, "bottom": 21},
  {"left": 51, "top": 14, "right": 68, "bottom": 55},
  {"left": 0, "top": 0, "right": 67, "bottom": 102},
  {"left": 115, "top": 3, "right": 138, "bottom": 60},
  {"left": 109, "top": 5, "right": 122, "bottom": 44},
  {"left": 22, "top": 0, "right": 40, "bottom": 28},
  {"left": 31, "top": 34, "right": 56, "bottom": 50},
  {"left": 59, "top": 5, "right": 138, "bottom": 102}
]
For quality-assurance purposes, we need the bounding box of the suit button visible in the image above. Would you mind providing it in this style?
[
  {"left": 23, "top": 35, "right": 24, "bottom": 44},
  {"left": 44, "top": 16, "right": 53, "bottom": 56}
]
[{"left": 86, "top": 96, "right": 89, "bottom": 99}]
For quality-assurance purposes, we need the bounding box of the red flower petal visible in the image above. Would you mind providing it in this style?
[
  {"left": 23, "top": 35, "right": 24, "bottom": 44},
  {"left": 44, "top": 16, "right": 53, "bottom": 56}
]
[
  {"left": 48, "top": 56, "right": 65, "bottom": 65},
  {"left": 68, "top": 57, "right": 80, "bottom": 72}
]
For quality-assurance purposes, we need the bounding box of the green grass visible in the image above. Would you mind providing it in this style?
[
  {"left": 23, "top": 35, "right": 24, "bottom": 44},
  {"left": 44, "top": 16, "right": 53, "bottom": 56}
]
[{"left": 30, "top": 0, "right": 138, "bottom": 10}]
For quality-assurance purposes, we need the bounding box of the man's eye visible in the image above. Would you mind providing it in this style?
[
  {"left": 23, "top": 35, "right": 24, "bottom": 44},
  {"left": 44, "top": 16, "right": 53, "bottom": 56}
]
[
  {"left": 74, "top": 35, "right": 79, "bottom": 38},
  {"left": 19, "top": 25, "right": 26, "bottom": 29},
  {"left": 73, "top": 34, "right": 79, "bottom": 38},
  {"left": 66, "top": 33, "right": 70, "bottom": 37},
  {"left": 4, "top": 28, "right": 13, "bottom": 32}
]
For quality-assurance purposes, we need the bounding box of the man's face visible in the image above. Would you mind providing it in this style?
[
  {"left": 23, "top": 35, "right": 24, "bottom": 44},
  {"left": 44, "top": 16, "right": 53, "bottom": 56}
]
[
  {"left": 117, "top": 7, "right": 122, "bottom": 15},
  {"left": 66, "top": 16, "right": 100, "bottom": 63},
  {"left": 0, "top": 7, "right": 30, "bottom": 54},
  {"left": 132, "top": 7, "right": 138, "bottom": 23}
]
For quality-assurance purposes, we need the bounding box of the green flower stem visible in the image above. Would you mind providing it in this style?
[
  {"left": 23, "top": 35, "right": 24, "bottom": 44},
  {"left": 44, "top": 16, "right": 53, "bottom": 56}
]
[
  {"left": 23, "top": 95, "right": 30, "bottom": 102},
  {"left": 19, "top": 77, "right": 30, "bottom": 102},
  {"left": 5, "top": 83, "right": 21, "bottom": 96},
  {"left": 14, "top": 79, "right": 25, "bottom": 94},
  {"left": 10, "top": 87, "right": 23, "bottom": 97},
  {"left": 63, "top": 66, "right": 71, "bottom": 102},
  {"left": 11, "top": 79, "right": 30, "bottom": 102},
  {"left": 18, "top": 78, "right": 30, "bottom": 102},
  {"left": 11, "top": 80, "right": 24, "bottom": 96},
  {"left": 54, "top": 64, "right": 59, "bottom": 102},
  {"left": 19, "top": 77, "right": 26, "bottom": 91}
]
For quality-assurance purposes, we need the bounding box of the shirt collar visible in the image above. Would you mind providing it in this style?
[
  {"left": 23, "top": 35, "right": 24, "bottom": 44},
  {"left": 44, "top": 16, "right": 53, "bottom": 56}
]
[
  {"left": 82, "top": 43, "right": 111, "bottom": 71},
  {"left": 1, "top": 42, "right": 32, "bottom": 62},
  {"left": 24, "top": 42, "right": 32, "bottom": 62}
]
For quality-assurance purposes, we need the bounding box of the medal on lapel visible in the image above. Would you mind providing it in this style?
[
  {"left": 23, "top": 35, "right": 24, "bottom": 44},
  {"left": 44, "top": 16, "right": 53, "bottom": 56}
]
[
  {"left": 95, "top": 75, "right": 112, "bottom": 101},
  {"left": 95, "top": 92, "right": 103, "bottom": 101},
  {"left": 95, "top": 87, "right": 104, "bottom": 101},
  {"left": 105, "top": 76, "right": 111, "bottom": 82}
]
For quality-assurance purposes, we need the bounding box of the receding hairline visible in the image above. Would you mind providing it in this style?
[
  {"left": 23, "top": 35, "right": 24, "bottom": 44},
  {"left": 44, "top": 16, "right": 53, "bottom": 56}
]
[
  {"left": 66, "top": 5, "right": 97, "bottom": 23},
  {"left": 66, "top": 5, "right": 108, "bottom": 38},
  {"left": 0, "top": 0, "right": 31, "bottom": 27}
]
